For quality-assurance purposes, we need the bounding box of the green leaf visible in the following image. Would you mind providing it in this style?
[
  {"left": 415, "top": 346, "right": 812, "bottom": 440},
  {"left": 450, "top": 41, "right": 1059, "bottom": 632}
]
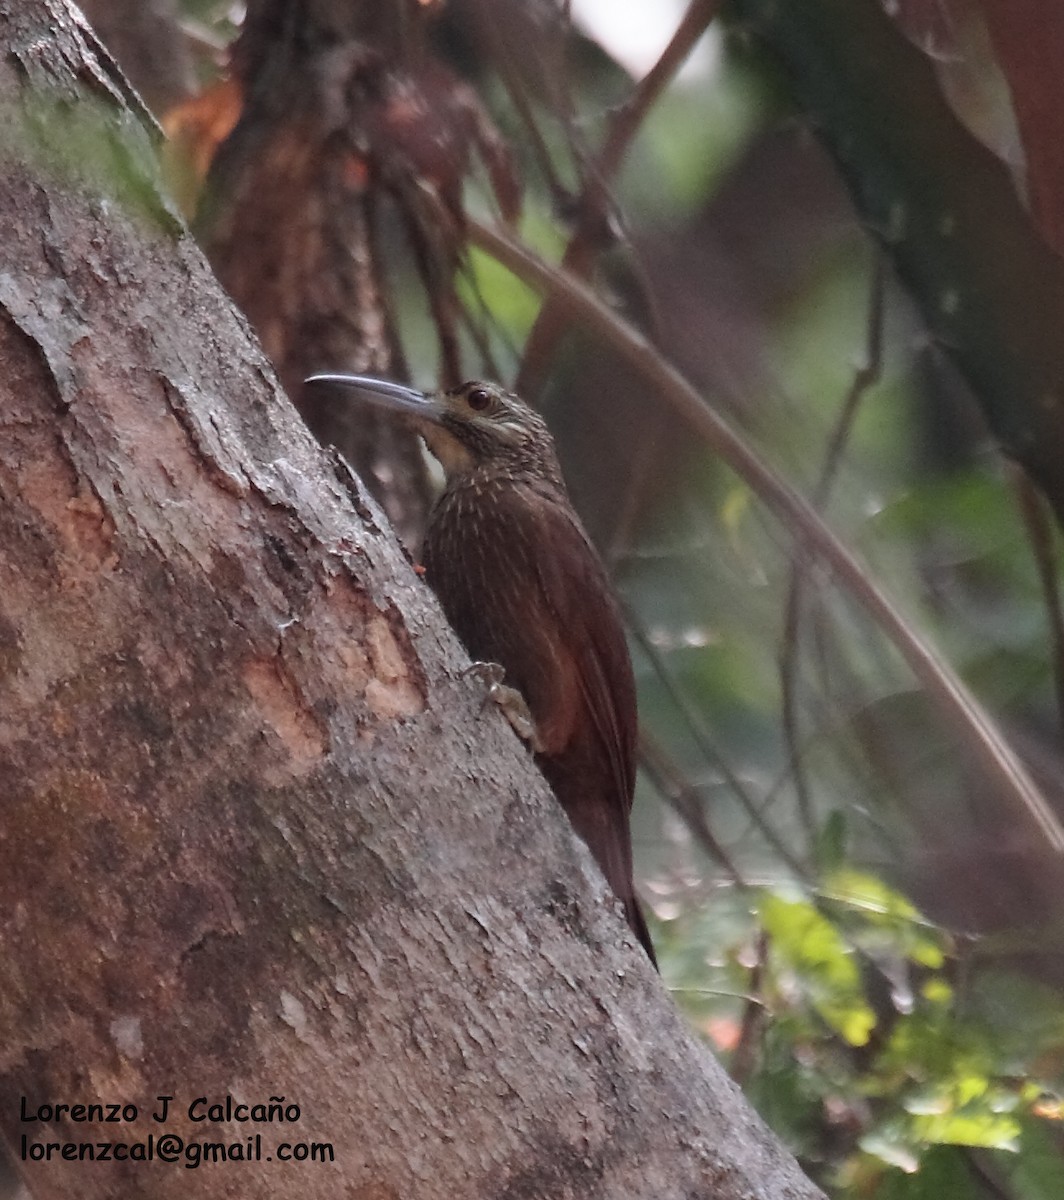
[
  {"left": 760, "top": 891, "right": 876, "bottom": 1046},
  {"left": 822, "top": 868, "right": 947, "bottom": 969},
  {"left": 909, "top": 1109, "right": 1020, "bottom": 1151}
]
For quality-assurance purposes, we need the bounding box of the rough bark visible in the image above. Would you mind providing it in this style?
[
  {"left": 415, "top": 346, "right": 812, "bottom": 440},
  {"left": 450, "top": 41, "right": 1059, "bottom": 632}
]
[{"left": 0, "top": 3, "right": 824, "bottom": 1199}]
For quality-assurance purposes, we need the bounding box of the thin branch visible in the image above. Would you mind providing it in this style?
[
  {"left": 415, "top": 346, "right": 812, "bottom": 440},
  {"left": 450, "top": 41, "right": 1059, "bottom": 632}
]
[
  {"left": 472, "top": 0, "right": 569, "bottom": 204},
  {"left": 456, "top": 254, "right": 513, "bottom": 380},
  {"left": 468, "top": 215, "right": 1064, "bottom": 856},
  {"left": 728, "top": 930, "right": 768, "bottom": 1087},
  {"left": 517, "top": 0, "right": 721, "bottom": 393},
  {"left": 597, "top": 0, "right": 721, "bottom": 185},
  {"left": 639, "top": 730, "right": 749, "bottom": 885},
  {"left": 779, "top": 254, "right": 886, "bottom": 849},
  {"left": 625, "top": 604, "right": 803, "bottom": 881}
]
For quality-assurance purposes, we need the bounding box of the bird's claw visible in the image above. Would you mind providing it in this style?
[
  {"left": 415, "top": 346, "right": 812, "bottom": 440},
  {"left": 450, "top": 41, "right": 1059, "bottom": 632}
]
[
  {"left": 463, "top": 660, "right": 506, "bottom": 694},
  {"left": 463, "top": 661, "right": 545, "bottom": 752}
]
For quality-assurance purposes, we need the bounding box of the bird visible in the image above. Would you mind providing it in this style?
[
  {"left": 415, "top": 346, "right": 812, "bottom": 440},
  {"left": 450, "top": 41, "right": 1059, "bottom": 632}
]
[{"left": 305, "top": 373, "right": 656, "bottom": 966}]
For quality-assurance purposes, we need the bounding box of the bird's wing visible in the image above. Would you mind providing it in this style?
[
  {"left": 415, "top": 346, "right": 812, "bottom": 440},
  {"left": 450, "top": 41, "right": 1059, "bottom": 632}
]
[
  {"left": 424, "top": 476, "right": 637, "bottom": 810},
  {"left": 518, "top": 484, "right": 638, "bottom": 812},
  {"left": 432, "top": 479, "right": 652, "bottom": 959}
]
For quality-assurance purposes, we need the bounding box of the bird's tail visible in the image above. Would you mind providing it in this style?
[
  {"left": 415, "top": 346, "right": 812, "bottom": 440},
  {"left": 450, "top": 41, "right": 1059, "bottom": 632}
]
[{"left": 626, "top": 894, "right": 658, "bottom": 971}]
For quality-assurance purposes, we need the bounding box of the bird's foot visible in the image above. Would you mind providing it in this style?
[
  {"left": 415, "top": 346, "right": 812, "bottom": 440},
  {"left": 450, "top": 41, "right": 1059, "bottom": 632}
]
[{"left": 463, "top": 661, "right": 545, "bottom": 752}]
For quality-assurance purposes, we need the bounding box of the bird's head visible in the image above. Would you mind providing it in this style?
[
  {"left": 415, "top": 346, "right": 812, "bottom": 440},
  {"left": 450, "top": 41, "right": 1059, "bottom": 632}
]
[{"left": 305, "top": 375, "right": 563, "bottom": 486}]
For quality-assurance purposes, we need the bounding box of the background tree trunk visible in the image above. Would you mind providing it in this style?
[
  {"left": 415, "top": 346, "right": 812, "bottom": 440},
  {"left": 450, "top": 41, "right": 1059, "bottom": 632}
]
[
  {"left": 0, "top": 3, "right": 824, "bottom": 1197},
  {"left": 192, "top": 0, "right": 434, "bottom": 544}
]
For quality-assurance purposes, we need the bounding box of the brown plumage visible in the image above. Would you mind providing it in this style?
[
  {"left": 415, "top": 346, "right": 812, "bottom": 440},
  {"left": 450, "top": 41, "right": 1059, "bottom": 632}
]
[{"left": 305, "top": 374, "right": 655, "bottom": 965}]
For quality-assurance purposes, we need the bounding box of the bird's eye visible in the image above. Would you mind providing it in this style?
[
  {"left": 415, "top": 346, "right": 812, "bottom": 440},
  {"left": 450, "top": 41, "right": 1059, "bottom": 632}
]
[{"left": 466, "top": 387, "right": 492, "bottom": 412}]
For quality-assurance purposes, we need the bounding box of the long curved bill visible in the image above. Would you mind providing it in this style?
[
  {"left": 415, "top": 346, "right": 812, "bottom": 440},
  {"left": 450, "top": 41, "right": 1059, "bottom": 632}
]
[{"left": 304, "top": 373, "right": 440, "bottom": 422}]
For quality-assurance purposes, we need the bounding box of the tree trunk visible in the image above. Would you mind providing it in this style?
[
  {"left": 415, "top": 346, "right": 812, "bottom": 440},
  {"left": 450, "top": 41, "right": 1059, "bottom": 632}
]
[
  {"left": 0, "top": 3, "right": 823, "bottom": 1197},
  {"left": 193, "top": 0, "right": 434, "bottom": 545}
]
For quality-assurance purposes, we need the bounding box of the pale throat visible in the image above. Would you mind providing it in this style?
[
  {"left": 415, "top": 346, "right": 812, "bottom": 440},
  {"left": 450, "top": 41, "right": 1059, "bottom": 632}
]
[{"left": 418, "top": 422, "right": 475, "bottom": 480}]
